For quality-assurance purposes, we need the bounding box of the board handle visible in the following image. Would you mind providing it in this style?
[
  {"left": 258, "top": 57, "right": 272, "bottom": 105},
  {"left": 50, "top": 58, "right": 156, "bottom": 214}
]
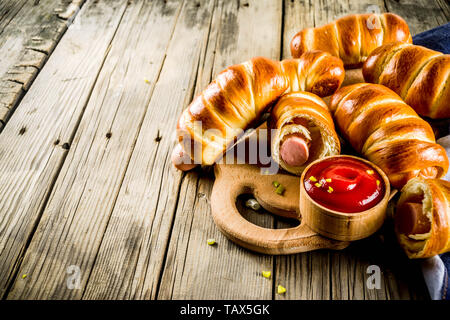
[{"left": 211, "top": 164, "right": 349, "bottom": 255}]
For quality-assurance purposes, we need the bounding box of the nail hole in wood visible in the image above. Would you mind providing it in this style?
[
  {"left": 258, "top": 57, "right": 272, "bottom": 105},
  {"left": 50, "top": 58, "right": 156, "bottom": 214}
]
[
  {"left": 19, "top": 127, "right": 26, "bottom": 135},
  {"left": 106, "top": 132, "right": 112, "bottom": 139},
  {"left": 62, "top": 143, "right": 70, "bottom": 150},
  {"left": 54, "top": 139, "right": 60, "bottom": 145},
  {"left": 155, "top": 130, "right": 162, "bottom": 142}
]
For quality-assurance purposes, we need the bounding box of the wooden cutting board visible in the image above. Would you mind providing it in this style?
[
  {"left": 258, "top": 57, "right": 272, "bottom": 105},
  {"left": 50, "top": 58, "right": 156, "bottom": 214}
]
[{"left": 210, "top": 161, "right": 351, "bottom": 254}]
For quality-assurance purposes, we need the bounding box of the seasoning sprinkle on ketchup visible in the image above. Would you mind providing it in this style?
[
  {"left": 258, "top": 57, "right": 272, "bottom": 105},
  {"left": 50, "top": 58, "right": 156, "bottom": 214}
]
[{"left": 304, "top": 157, "right": 385, "bottom": 213}]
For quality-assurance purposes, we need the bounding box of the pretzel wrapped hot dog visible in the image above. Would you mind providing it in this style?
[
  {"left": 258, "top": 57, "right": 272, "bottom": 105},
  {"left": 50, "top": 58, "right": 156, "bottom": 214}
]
[
  {"left": 173, "top": 51, "right": 344, "bottom": 170},
  {"left": 395, "top": 178, "right": 450, "bottom": 258},
  {"left": 363, "top": 42, "right": 450, "bottom": 119},
  {"left": 268, "top": 92, "right": 340, "bottom": 175},
  {"left": 291, "top": 13, "right": 412, "bottom": 68},
  {"left": 329, "top": 83, "right": 449, "bottom": 189}
]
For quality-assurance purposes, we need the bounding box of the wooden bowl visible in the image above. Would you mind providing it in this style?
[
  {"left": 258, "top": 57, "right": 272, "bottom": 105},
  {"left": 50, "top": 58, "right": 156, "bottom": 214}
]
[{"left": 299, "top": 155, "right": 391, "bottom": 241}]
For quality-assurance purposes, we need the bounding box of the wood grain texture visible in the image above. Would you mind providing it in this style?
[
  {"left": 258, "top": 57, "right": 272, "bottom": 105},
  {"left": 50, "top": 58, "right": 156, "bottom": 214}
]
[
  {"left": 0, "top": 0, "right": 86, "bottom": 125},
  {"left": 157, "top": 0, "right": 283, "bottom": 299},
  {"left": 435, "top": 0, "right": 450, "bottom": 19},
  {"left": 384, "top": 0, "right": 449, "bottom": 35},
  {"left": 6, "top": 0, "right": 185, "bottom": 300},
  {"left": 0, "top": 1, "right": 28, "bottom": 35},
  {"left": 82, "top": 0, "right": 216, "bottom": 300},
  {"left": 0, "top": 0, "right": 128, "bottom": 299},
  {"left": 330, "top": 217, "right": 429, "bottom": 300},
  {"left": 159, "top": 169, "right": 275, "bottom": 300}
]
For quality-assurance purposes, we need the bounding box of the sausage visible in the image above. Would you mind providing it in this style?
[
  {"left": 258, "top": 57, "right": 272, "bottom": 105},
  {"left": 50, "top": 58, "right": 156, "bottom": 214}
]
[
  {"left": 395, "top": 201, "right": 431, "bottom": 235},
  {"left": 280, "top": 133, "right": 310, "bottom": 167},
  {"left": 171, "top": 143, "right": 197, "bottom": 171}
]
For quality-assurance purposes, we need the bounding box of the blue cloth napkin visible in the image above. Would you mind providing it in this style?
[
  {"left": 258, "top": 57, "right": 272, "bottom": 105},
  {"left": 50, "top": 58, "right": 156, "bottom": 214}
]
[
  {"left": 413, "top": 22, "right": 450, "bottom": 54},
  {"left": 441, "top": 254, "right": 450, "bottom": 299},
  {"left": 413, "top": 22, "right": 450, "bottom": 300}
]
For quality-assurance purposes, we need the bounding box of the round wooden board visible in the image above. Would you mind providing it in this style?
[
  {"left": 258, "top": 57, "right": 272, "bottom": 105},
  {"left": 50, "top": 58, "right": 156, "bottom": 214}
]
[{"left": 210, "top": 162, "right": 351, "bottom": 254}]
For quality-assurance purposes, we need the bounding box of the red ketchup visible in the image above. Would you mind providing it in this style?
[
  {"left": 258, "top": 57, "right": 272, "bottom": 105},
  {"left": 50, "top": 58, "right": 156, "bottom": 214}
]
[{"left": 304, "top": 157, "right": 385, "bottom": 213}]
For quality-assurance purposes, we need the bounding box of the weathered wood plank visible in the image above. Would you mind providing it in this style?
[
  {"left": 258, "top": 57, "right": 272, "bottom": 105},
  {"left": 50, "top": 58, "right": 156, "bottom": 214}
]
[
  {"left": 385, "top": 0, "right": 449, "bottom": 35},
  {"left": 6, "top": 0, "right": 185, "bottom": 300},
  {"left": 160, "top": 181, "right": 275, "bottom": 300},
  {"left": 274, "top": 248, "right": 331, "bottom": 299},
  {"left": 0, "top": 1, "right": 27, "bottom": 35},
  {"left": 0, "top": 0, "right": 128, "bottom": 299},
  {"left": 329, "top": 216, "right": 428, "bottom": 300},
  {"left": 435, "top": 0, "right": 450, "bottom": 19},
  {"left": 81, "top": 0, "right": 219, "bottom": 300},
  {"left": 157, "top": 0, "right": 283, "bottom": 300},
  {"left": 0, "top": 0, "right": 86, "bottom": 126}
]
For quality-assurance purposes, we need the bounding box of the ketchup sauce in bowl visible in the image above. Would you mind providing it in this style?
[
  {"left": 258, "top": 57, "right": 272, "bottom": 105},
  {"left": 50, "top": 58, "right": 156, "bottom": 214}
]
[
  {"left": 300, "top": 155, "right": 391, "bottom": 241},
  {"left": 303, "top": 157, "right": 385, "bottom": 213}
]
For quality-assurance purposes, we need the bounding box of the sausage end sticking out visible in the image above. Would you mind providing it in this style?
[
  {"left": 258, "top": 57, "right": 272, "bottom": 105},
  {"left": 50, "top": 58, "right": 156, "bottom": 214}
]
[
  {"left": 395, "top": 201, "right": 431, "bottom": 235},
  {"left": 172, "top": 143, "right": 197, "bottom": 171},
  {"left": 280, "top": 133, "right": 310, "bottom": 167}
]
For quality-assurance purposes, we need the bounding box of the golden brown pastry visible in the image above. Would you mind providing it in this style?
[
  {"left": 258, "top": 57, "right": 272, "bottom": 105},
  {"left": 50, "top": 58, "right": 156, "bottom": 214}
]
[
  {"left": 395, "top": 178, "right": 450, "bottom": 258},
  {"left": 173, "top": 52, "right": 344, "bottom": 170},
  {"left": 291, "top": 13, "right": 412, "bottom": 68},
  {"left": 329, "top": 83, "right": 449, "bottom": 189},
  {"left": 363, "top": 42, "right": 450, "bottom": 119},
  {"left": 268, "top": 92, "right": 340, "bottom": 175}
]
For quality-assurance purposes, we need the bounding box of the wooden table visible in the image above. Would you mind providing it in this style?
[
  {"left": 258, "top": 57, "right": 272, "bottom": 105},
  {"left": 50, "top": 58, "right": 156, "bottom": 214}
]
[{"left": 0, "top": 0, "right": 448, "bottom": 300}]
